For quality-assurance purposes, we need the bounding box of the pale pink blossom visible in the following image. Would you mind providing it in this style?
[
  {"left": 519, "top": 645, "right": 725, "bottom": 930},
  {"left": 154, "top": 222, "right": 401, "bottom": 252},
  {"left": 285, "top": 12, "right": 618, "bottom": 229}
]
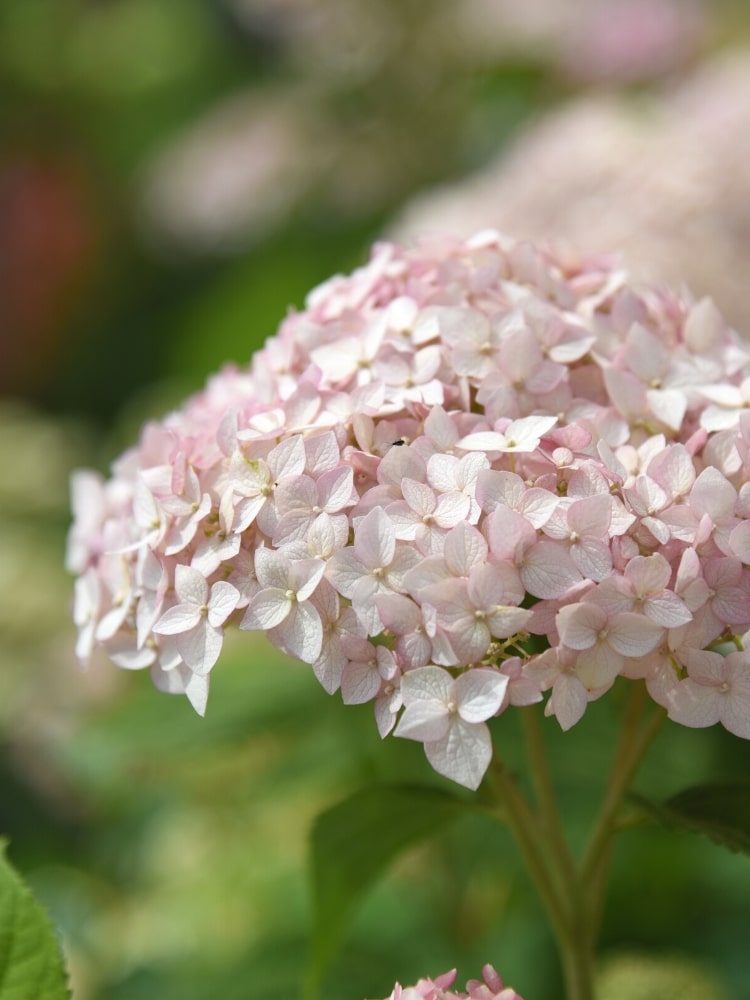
[
  {"left": 497, "top": 656, "right": 544, "bottom": 710},
  {"left": 93, "top": 554, "right": 135, "bottom": 643},
  {"left": 395, "top": 665, "right": 509, "bottom": 789},
  {"left": 541, "top": 493, "right": 614, "bottom": 582},
  {"left": 69, "top": 229, "right": 750, "bottom": 783},
  {"left": 66, "top": 470, "right": 107, "bottom": 573},
  {"left": 127, "top": 479, "right": 169, "bottom": 552},
  {"left": 458, "top": 415, "right": 558, "bottom": 455},
  {"left": 404, "top": 521, "right": 490, "bottom": 593},
  {"left": 433, "top": 306, "right": 504, "bottom": 380},
  {"left": 375, "top": 593, "right": 434, "bottom": 670},
  {"left": 135, "top": 548, "right": 170, "bottom": 648},
  {"left": 151, "top": 656, "right": 210, "bottom": 716},
  {"left": 326, "top": 507, "right": 421, "bottom": 634},
  {"left": 556, "top": 601, "right": 663, "bottom": 690},
  {"left": 423, "top": 565, "right": 531, "bottom": 664},
  {"left": 273, "top": 465, "right": 355, "bottom": 547},
  {"left": 525, "top": 646, "right": 590, "bottom": 731},
  {"left": 153, "top": 565, "right": 239, "bottom": 673},
  {"left": 668, "top": 649, "right": 750, "bottom": 738},
  {"left": 240, "top": 548, "right": 325, "bottom": 661},
  {"left": 591, "top": 553, "right": 692, "bottom": 628},
  {"left": 487, "top": 508, "right": 582, "bottom": 600},
  {"left": 228, "top": 433, "right": 306, "bottom": 535},
  {"left": 475, "top": 469, "right": 557, "bottom": 529},
  {"left": 156, "top": 460, "right": 213, "bottom": 556},
  {"left": 387, "top": 478, "right": 471, "bottom": 554},
  {"left": 661, "top": 466, "right": 739, "bottom": 554},
  {"left": 700, "top": 558, "right": 750, "bottom": 631},
  {"left": 340, "top": 640, "right": 398, "bottom": 705},
  {"left": 426, "top": 451, "right": 488, "bottom": 523},
  {"left": 699, "top": 377, "right": 750, "bottom": 432},
  {"left": 190, "top": 489, "right": 242, "bottom": 577},
  {"left": 72, "top": 569, "right": 100, "bottom": 664},
  {"left": 309, "top": 580, "right": 365, "bottom": 693},
  {"left": 644, "top": 444, "right": 696, "bottom": 504}
]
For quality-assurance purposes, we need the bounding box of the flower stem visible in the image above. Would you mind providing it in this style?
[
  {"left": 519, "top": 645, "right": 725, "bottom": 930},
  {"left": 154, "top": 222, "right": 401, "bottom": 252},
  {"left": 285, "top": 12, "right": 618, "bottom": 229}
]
[
  {"left": 486, "top": 759, "right": 571, "bottom": 951},
  {"left": 486, "top": 683, "right": 666, "bottom": 1000},
  {"left": 579, "top": 684, "right": 666, "bottom": 939},
  {"left": 520, "top": 707, "right": 578, "bottom": 897}
]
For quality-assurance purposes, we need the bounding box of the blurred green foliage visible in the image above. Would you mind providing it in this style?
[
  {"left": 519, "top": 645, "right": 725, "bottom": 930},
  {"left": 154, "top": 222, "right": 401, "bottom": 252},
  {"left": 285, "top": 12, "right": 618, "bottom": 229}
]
[{"left": 2, "top": 2, "right": 750, "bottom": 999}]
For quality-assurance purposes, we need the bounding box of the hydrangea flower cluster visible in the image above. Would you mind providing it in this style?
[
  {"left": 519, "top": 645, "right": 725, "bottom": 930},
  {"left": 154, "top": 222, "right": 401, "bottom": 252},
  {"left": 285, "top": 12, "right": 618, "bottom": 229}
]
[
  {"left": 69, "top": 230, "right": 750, "bottom": 789},
  {"left": 378, "top": 965, "right": 523, "bottom": 1000}
]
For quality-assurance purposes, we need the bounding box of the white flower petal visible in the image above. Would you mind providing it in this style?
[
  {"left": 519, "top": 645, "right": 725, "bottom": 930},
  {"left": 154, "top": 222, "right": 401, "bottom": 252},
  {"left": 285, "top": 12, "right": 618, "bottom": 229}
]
[
  {"left": 394, "top": 701, "right": 451, "bottom": 742},
  {"left": 272, "top": 601, "right": 323, "bottom": 663},
  {"left": 207, "top": 581, "right": 240, "bottom": 627},
  {"left": 153, "top": 603, "right": 203, "bottom": 636},
  {"left": 400, "top": 665, "right": 453, "bottom": 704},
  {"left": 241, "top": 589, "right": 292, "bottom": 630},
  {"left": 454, "top": 669, "right": 508, "bottom": 723},
  {"left": 341, "top": 659, "right": 382, "bottom": 705},
  {"left": 522, "top": 542, "right": 582, "bottom": 599},
  {"left": 608, "top": 613, "right": 663, "bottom": 657},
  {"left": 424, "top": 719, "right": 492, "bottom": 790},
  {"left": 178, "top": 622, "right": 223, "bottom": 674},
  {"left": 549, "top": 675, "right": 589, "bottom": 731},
  {"left": 174, "top": 564, "right": 209, "bottom": 606}
]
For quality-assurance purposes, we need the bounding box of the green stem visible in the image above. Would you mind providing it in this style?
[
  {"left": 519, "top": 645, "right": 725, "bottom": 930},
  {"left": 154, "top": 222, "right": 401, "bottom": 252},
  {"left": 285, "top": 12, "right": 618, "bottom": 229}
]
[
  {"left": 486, "top": 759, "right": 571, "bottom": 950},
  {"left": 486, "top": 683, "right": 666, "bottom": 1000},
  {"left": 560, "top": 943, "right": 596, "bottom": 1000},
  {"left": 521, "top": 707, "right": 597, "bottom": 999},
  {"left": 580, "top": 685, "right": 666, "bottom": 889},
  {"left": 520, "top": 707, "right": 578, "bottom": 896},
  {"left": 487, "top": 755, "right": 596, "bottom": 1000}
]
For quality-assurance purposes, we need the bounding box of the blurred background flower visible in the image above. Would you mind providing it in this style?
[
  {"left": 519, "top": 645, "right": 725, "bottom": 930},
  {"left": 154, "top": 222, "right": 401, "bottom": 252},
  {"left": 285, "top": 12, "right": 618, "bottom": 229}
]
[
  {"left": 2, "top": 2, "right": 750, "bottom": 999},
  {"left": 393, "top": 48, "right": 750, "bottom": 332}
]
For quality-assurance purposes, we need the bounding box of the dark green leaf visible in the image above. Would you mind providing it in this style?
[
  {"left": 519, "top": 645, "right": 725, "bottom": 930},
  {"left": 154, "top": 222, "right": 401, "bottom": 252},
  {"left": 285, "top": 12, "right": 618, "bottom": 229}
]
[
  {"left": 306, "top": 783, "right": 468, "bottom": 995},
  {"left": 0, "top": 843, "right": 70, "bottom": 1000},
  {"left": 632, "top": 781, "right": 750, "bottom": 855}
]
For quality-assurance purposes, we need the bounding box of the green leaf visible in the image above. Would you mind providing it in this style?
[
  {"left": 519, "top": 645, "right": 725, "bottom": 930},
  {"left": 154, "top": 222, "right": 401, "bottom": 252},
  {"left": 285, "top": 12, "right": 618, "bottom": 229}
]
[
  {"left": 632, "top": 781, "right": 750, "bottom": 855},
  {"left": 306, "top": 783, "right": 468, "bottom": 995},
  {"left": 0, "top": 843, "right": 69, "bottom": 1000}
]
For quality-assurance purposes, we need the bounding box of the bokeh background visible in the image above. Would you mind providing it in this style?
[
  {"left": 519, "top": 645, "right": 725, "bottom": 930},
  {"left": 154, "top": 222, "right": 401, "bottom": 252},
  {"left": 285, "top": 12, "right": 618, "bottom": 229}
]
[{"left": 2, "top": 2, "right": 750, "bottom": 998}]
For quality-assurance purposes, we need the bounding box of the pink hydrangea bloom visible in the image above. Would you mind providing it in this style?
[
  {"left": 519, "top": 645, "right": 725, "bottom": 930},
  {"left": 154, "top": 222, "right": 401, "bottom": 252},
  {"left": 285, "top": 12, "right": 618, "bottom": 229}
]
[
  {"left": 377, "top": 964, "right": 524, "bottom": 1000},
  {"left": 69, "top": 230, "right": 750, "bottom": 789}
]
